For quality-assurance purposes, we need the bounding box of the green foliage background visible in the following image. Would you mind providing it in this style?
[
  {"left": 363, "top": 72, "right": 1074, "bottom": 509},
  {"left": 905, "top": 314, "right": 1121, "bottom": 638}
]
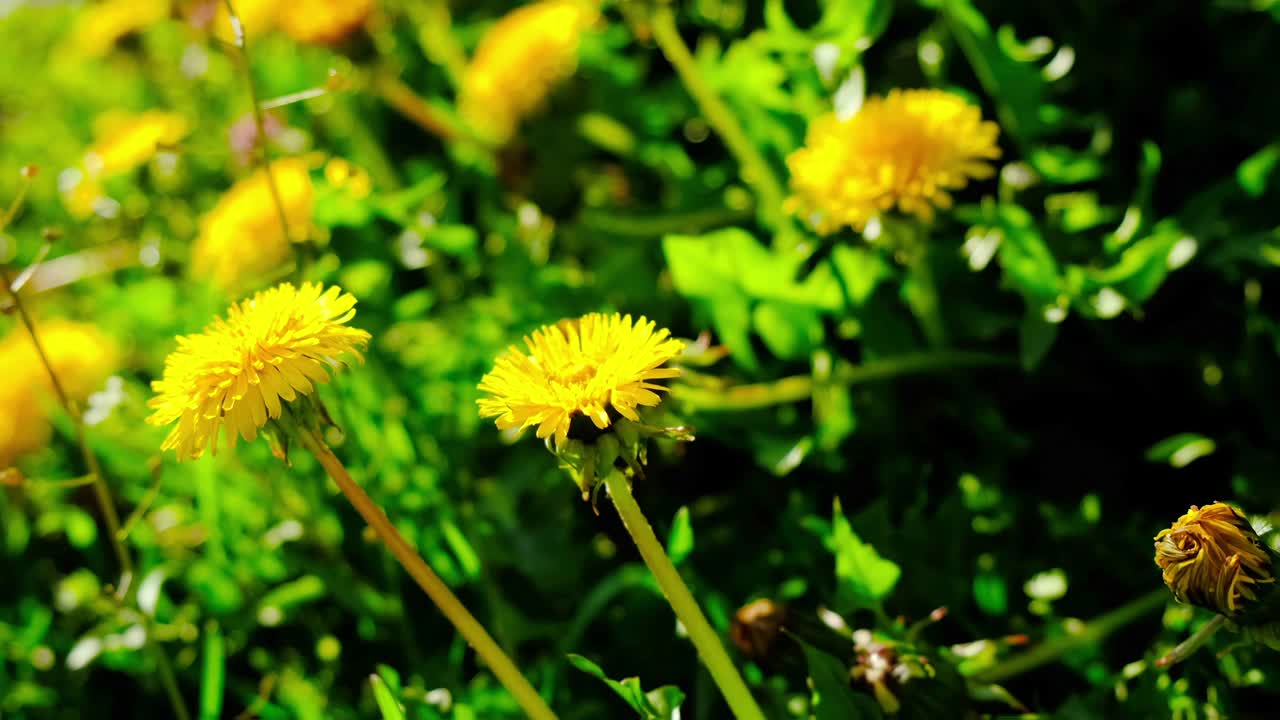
[{"left": 4, "top": 0, "right": 1280, "bottom": 718}]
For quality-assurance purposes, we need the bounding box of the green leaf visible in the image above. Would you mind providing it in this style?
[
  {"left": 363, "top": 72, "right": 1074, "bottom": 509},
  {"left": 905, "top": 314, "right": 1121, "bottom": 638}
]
[
  {"left": 666, "top": 507, "right": 694, "bottom": 566},
  {"left": 941, "top": 0, "right": 1051, "bottom": 144},
  {"left": 1146, "top": 433, "right": 1216, "bottom": 469},
  {"left": 567, "top": 654, "right": 686, "bottom": 719},
  {"left": 1029, "top": 146, "right": 1104, "bottom": 184},
  {"left": 1018, "top": 308, "right": 1059, "bottom": 371},
  {"left": 995, "top": 204, "right": 1061, "bottom": 303},
  {"left": 972, "top": 572, "right": 1008, "bottom": 616},
  {"left": 664, "top": 229, "right": 845, "bottom": 311},
  {"left": 368, "top": 673, "right": 405, "bottom": 720},
  {"left": 829, "top": 499, "right": 901, "bottom": 614},
  {"left": 313, "top": 185, "right": 374, "bottom": 227},
  {"left": 1238, "top": 143, "right": 1280, "bottom": 197},
  {"left": 764, "top": 0, "right": 895, "bottom": 50},
  {"left": 199, "top": 622, "right": 225, "bottom": 720},
  {"left": 753, "top": 302, "right": 820, "bottom": 359},
  {"left": 797, "top": 639, "right": 883, "bottom": 720}
]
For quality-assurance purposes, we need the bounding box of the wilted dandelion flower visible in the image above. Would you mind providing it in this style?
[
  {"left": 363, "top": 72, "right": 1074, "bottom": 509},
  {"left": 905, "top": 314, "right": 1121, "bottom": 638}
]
[
  {"left": 278, "top": 0, "right": 373, "bottom": 45},
  {"left": 460, "top": 0, "right": 598, "bottom": 144},
  {"left": 477, "top": 313, "right": 683, "bottom": 448},
  {"left": 69, "top": 0, "right": 170, "bottom": 58},
  {"left": 192, "top": 157, "right": 314, "bottom": 290},
  {"left": 0, "top": 322, "right": 119, "bottom": 465},
  {"left": 1155, "top": 502, "right": 1276, "bottom": 617},
  {"left": 785, "top": 89, "right": 1001, "bottom": 235},
  {"left": 147, "top": 282, "right": 370, "bottom": 460},
  {"left": 85, "top": 110, "right": 188, "bottom": 177}
]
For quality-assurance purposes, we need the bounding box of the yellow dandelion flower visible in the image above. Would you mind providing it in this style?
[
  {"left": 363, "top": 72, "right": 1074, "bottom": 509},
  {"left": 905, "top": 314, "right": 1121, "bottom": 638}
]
[
  {"left": 323, "top": 157, "right": 372, "bottom": 199},
  {"left": 459, "top": 0, "right": 598, "bottom": 144},
  {"left": 69, "top": 0, "right": 170, "bottom": 58},
  {"left": 213, "top": 0, "right": 280, "bottom": 44},
  {"left": 147, "top": 282, "right": 370, "bottom": 461},
  {"left": 192, "top": 157, "right": 314, "bottom": 291},
  {"left": 0, "top": 374, "right": 46, "bottom": 467},
  {"left": 0, "top": 322, "right": 119, "bottom": 465},
  {"left": 785, "top": 89, "right": 1002, "bottom": 235},
  {"left": 477, "top": 313, "right": 684, "bottom": 447},
  {"left": 85, "top": 110, "right": 189, "bottom": 176},
  {"left": 1155, "top": 502, "right": 1277, "bottom": 617},
  {"left": 61, "top": 174, "right": 106, "bottom": 220},
  {"left": 278, "top": 0, "right": 373, "bottom": 45}
]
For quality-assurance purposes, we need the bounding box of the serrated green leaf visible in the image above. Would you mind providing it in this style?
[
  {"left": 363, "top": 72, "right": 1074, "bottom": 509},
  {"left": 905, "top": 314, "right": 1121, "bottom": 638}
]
[
  {"left": 830, "top": 499, "right": 901, "bottom": 614},
  {"left": 568, "top": 654, "right": 685, "bottom": 719}
]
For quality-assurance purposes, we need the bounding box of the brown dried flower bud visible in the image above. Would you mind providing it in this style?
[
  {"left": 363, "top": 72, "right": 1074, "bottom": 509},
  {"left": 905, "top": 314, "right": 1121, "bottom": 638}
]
[{"left": 730, "top": 598, "right": 788, "bottom": 662}]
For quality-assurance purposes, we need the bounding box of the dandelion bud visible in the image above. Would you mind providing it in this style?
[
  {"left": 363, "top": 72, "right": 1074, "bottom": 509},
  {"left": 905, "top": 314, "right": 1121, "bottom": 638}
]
[{"left": 1154, "top": 502, "right": 1277, "bottom": 618}]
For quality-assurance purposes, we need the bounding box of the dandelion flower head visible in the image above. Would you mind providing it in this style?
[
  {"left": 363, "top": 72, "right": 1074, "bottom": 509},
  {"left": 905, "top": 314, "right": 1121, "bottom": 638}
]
[
  {"left": 147, "top": 282, "right": 370, "bottom": 460},
  {"left": 460, "top": 0, "right": 598, "bottom": 144},
  {"left": 478, "top": 313, "right": 683, "bottom": 447},
  {"left": 0, "top": 321, "right": 119, "bottom": 465},
  {"left": 278, "top": 0, "right": 373, "bottom": 45},
  {"left": 213, "top": 0, "right": 280, "bottom": 43},
  {"left": 192, "top": 157, "right": 314, "bottom": 291},
  {"left": 85, "top": 110, "right": 189, "bottom": 177},
  {"left": 69, "top": 0, "right": 170, "bottom": 58},
  {"left": 785, "top": 89, "right": 1001, "bottom": 235},
  {"left": 1155, "top": 502, "right": 1276, "bottom": 617}
]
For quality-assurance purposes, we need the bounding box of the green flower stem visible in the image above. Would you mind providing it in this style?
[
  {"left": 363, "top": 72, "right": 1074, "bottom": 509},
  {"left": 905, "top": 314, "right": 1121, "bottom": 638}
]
[
  {"left": 1, "top": 269, "right": 131, "bottom": 577},
  {"left": 410, "top": 0, "right": 470, "bottom": 89},
  {"left": 649, "top": 6, "right": 787, "bottom": 231},
  {"left": 602, "top": 472, "right": 766, "bottom": 720},
  {"left": 368, "top": 71, "right": 494, "bottom": 152},
  {"left": 974, "top": 589, "right": 1168, "bottom": 684},
  {"left": 224, "top": 1, "right": 299, "bottom": 246},
  {"left": 1156, "top": 614, "right": 1227, "bottom": 668},
  {"left": 297, "top": 431, "right": 559, "bottom": 720},
  {"left": 905, "top": 241, "right": 948, "bottom": 348},
  {"left": 672, "top": 351, "right": 1014, "bottom": 412},
  {"left": 2, "top": 261, "right": 192, "bottom": 720},
  {"left": 577, "top": 206, "right": 753, "bottom": 238}
]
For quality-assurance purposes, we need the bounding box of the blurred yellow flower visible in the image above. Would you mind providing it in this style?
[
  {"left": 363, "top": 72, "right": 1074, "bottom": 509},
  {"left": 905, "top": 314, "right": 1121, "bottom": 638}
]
[
  {"left": 69, "top": 0, "right": 171, "bottom": 58},
  {"left": 785, "top": 89, "right": 1001, "bottom": 235},
  {"left": 478, "top": 313, "right": 683, "bottom": 447},
  {"left": 192, "top": 157, "right": 314, "bottom": 291},
  {"left": 459, "top": 0, "right": 598, "bottom": 144},
  {"left": 85, "top": 110, "right": 189, "bottom": 176},
  {"left": 0, "top": 322, "right": 119, "bottom": 465},
  {"left": 1155, "top": 502, "right": 1276, "bottom": 617},
  {"left": 147, "top": 282, "right": 370, "bottom": 460},
  {"left": 60, "top": 110, "right": 189, "bottom": 220},
  {"left": 278, "top": 0, "right": 373, "bottom": 45},
  {"left": 213, "top": 0, "right": 280, "bottom": 44},
  {"left": 324, "top": 158, "right": 372, "bottom": 199}
]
